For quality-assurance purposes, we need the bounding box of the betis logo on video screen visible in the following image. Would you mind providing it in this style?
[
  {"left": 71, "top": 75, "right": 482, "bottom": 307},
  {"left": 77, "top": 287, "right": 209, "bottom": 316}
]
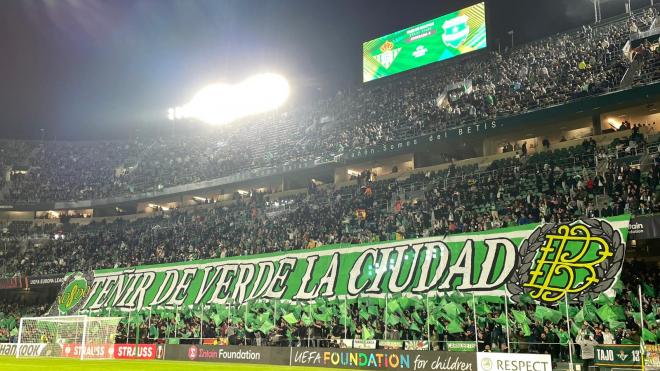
[
  {"left": 374, "top": 40, "right": 401, "bottom": 70},
  {"left": 507, "top": 218, "right": 626, "bottom": 304},
  {"left": 49, "top": 271, "right": 94, "bottom": 315}
]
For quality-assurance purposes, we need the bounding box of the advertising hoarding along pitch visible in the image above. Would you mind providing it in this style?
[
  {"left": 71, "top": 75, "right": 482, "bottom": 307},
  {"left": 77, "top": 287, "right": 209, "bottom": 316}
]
[
  {"left": 290, "top": 348, "right": 476, "bottom": 371},
  {"left": 477, "top": 352, "right": 552, "bottom": 371},
  {"left": 163, "top": 345, "right": 290, "bottom": 365},
  {"left": 363, "top": 2, "right": 487, "bottom": 82},
  {"left": 114, "top": 344, "right": 157, "bottom": 359},
  {"left": 594, "top": 345, "right": 643, "bottom": 368},
  {"left": 0, "top": 343, "right": 48, "bottom": 357}
]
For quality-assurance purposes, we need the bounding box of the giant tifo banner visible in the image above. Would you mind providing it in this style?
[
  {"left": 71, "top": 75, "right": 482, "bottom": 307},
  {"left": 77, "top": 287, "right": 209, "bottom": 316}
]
[{"left": 48, "top": 216, "right": 629, "bottom": 314}]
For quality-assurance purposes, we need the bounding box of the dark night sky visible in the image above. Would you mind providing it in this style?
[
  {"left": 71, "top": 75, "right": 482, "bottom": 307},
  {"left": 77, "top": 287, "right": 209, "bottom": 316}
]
[{"left": 0, "top": 0, "right": 650, "bottom": 140}]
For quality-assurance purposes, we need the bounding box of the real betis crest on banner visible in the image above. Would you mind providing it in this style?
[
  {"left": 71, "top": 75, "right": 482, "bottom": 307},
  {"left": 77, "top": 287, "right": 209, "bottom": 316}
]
[
  {"left": 47, "top": 216, "right": 629, "bottom": 315},
  {"left": 55, "top": 272, "right": 94, "bottom": 315},
  {"left": 595, "top": 345, "right": 643, "bottom": 368},
  {"left": 507, "top": 218, "right": 625, "bottom": 304}
]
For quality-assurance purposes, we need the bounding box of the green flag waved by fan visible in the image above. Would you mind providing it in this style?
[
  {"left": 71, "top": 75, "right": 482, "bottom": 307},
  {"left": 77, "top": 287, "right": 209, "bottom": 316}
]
[
  {"left": 608, "top": 320, "right": 625, "bottom": 331},
  {"left": 643, "top": 283, "right": 656, "bottom": 298},
  {"left": 476, "top": 303, "right": 492, "bottom": 316},
  {"left": 259, "top": 320, "right": 275, "bottom": 334},
  {"left": 542, "top": 307, "right": 563, "bottom": 323},
  {"left": 594, "top": 293, "right": 614, "bottom": 306},
  {"left": 447, "top": 321, "right": 463, "bottom": 334},
  {"left": 412, "top": 312, "right": 424, "bottom": 325},
  {"left": 359, "top": 308, "right": 370, "bottom": 321},
  {"left": 283, "top": 313, "right": 298, "bottom": 325},
  {"left": 149, "top": 325, "right": 159, "bottom": 339},
  {"left": 512, "top": 310, "right": 530, "bottom": 324},
  {"left": 495, "top": 313, "right": 508, "bottom": 326},
  {"left": 387, "top": 299, "right": 401, "bottom": 314},
  {"left": 302, "top": 313, "right": 314, "bottom": 327},
  {"left": 363, "top": 326, "right": 374, "bottom": 340},
  {"left": 597, "top": 306, "right": 617, "bottom": 323},
  {"left": 443, "top": 302, "right": 463, "bottom": 319},
  {"left": 643, "top": 328, "right": 657, "bottom": 343}
]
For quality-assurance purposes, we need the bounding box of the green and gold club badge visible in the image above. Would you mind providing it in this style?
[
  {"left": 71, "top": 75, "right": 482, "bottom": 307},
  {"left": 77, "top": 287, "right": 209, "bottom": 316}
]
[
  {"left": 507, "top": 218, "right": 625, "bottom": 304},
  {"left": 48, "top": 271, "right": 94, "bottom": 315}
]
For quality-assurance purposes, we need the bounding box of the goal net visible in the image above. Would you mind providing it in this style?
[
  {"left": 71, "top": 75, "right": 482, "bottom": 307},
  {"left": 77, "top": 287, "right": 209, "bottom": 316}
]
[{"left": 17, "top": 315, "right": 122, "bottom": 359}]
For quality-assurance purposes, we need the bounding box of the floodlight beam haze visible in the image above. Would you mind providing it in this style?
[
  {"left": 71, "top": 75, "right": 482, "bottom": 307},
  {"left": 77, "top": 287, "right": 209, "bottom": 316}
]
[{"left": 168, "top": 73, "right": 290, "bottom": 125}]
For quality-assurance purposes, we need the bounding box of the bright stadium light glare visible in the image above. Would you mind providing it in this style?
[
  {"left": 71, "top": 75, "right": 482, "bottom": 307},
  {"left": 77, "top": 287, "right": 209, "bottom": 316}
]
[
  {"left": 187, "top": 83, "right": 236, "bottom": 125},
  {"left": 172, "top": 73, "right": 290, "bottom": 126}
]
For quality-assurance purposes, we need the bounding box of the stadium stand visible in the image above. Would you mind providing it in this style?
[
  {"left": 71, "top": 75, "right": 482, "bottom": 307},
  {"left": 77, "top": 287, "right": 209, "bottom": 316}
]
[
  {"left": 1, "top": 5, "right": 660, "bottom": 369},
  {"left": 109, "top": 260, "right": 660, "bottom": 352},
  {"left": 1, "top": 129, "right": 658, "bottom": 277},
  {"left": 0, "top": 6, "right": 657, "bottom": 203},
  {"left": 0, "top": 261, "right": 658, "bottom": 355}
]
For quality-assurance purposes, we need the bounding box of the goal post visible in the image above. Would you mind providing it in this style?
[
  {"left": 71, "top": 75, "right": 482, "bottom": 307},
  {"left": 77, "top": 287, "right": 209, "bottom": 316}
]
[{"left": 17, "top": 315, "right": 122, "bottom": 359}]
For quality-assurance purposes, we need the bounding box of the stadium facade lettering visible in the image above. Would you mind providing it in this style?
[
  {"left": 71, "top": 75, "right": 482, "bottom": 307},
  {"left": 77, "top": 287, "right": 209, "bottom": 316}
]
[
  {"left": 347, "top": 121, "right": 498, "bottom": 160},
  {"left": 48, "top": 216, "right": 629, "bottom": 315}
]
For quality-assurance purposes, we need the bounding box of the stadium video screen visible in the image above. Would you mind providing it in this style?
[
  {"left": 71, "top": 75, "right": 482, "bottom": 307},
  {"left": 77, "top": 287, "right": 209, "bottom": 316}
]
[{"left": 362, "top": 2, "right": 487, "bottom": 82}]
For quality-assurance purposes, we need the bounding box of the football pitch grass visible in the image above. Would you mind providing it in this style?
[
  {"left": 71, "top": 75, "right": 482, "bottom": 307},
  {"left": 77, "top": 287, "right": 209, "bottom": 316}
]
[{"left": 0, "top": 356, "right": 333, "bottom": 371}]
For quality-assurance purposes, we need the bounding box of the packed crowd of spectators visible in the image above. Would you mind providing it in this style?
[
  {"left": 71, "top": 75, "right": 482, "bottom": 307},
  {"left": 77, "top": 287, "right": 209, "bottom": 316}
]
[
  {"left": 2, "top": 131, "right": 658, "bottom": 277},
  {"left": 3, "top": 261, "right": 659, "bottom": 364},
  {"left": 0, "top": 262, "right": 658, "bottom": 371},
  {"left": 0, "top": 301, "right": 47, "bottom": 342},
  {"left": 2, "top": 8, "right": 660, "bottom": 370},
  {"left": 634, "top": 39, "right": 660, "bottom": 85},
  {"left": 0, "top": 8, "right": 657, "bottom": 203},
  {"left": 100, "top": 261, "right": 660, "bottom": 362}
]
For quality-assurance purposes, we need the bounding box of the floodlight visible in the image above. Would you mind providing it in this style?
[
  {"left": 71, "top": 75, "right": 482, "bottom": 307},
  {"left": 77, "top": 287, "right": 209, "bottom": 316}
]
[{"left": 171, "top": 73, "right": 290, "bottom": 125}]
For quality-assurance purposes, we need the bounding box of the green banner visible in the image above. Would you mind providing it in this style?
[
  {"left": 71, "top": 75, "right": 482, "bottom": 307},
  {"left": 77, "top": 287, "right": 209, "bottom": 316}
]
[
  {"left": 595, "top": 345, "right": 643, "bottom": 368},
  {"left": 49, "top": 216, "right": 629, "bottom": 315},
  {"left": 446, "top": 342, "right": 477, "bottom": 352}
]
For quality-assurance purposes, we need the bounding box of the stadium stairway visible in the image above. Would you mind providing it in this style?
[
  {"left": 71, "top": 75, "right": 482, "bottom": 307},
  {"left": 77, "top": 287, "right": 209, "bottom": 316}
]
[
  {"left": 640, "top": 151, "right": 655, "bottom": 174},
  {"left": 619, "top": 54, "right": 644, "bottom": 89},
  {"left": 0, "top": 179, "right": 9, "bottom": 201},
  {"left": 0, "top": 142, "right": 47, "bottom": 201}
]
